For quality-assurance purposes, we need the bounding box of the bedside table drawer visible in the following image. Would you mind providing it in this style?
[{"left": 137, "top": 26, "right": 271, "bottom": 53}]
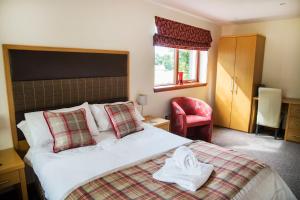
[
  {"left": 290, "top": 104, "right": 300, "bottom": 118},
  {"left": 156, "top": 123, "right": 170, "bottom": 131},
  {"left": 287, "top": 117, "right": 300, "bottom": 130},
  {"left": 286, "top": 135, "right": 300, "bottom": 143},
  {"left": 286, "top": 128, "right": 300, "bottom": 137},
  {"left": 143, "top": 116, "right": 170, "bottom": 132},
  {"left": 0, "top": 171, "right": 20, "bottom": 190}
]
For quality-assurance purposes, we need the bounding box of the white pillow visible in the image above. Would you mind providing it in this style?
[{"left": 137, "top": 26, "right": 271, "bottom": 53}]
[
  {"left": 25, "top": 102, "right": 98, "bottom": 148},
  {"left": 90, "top": 101, "right": 144, "bottom": 131},
  {"left": 17, "top": 120, "right": 33, "bottom": 147}
]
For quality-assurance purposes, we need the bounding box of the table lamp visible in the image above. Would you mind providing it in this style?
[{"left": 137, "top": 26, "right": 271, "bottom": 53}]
[{"left": 136, "top": 94, "right": 147, "bottom": 116}]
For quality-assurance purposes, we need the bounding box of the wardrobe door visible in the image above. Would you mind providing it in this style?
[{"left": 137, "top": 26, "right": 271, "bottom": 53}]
[
  {"left": 230, "top": 36, "right": 257, "bottom": 132},
  {"left": 214, "top": 37, "right": 236, "bottom": 127}
]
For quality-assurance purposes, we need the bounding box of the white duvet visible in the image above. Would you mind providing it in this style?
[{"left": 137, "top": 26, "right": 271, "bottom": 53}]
[
  {"left": 26, "top": 124, "right": 296, "bottom": 200},
  {"left": 26, "top": 124, "right": 191, "bottom": 200}
]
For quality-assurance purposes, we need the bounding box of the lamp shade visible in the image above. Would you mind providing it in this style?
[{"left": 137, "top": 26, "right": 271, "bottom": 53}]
[{"left": 137, "top": 94, "right": 147, "bottom": 106}]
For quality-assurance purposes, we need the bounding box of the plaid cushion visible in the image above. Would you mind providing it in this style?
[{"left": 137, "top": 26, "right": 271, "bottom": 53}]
[
  {"left": 43, "top": 109, "right": 95, "bottom": 153},
  {"left": 105, "top": 102, "right": 143, "bottom": 138}
]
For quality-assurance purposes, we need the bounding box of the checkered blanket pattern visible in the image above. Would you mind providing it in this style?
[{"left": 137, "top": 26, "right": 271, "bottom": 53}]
[
  {"left": 105, "top": 102, "right": 143, "bottom": 138},
  {"left": 66, "top": 141, "right": 266, "bottom": 200},
  {"left": 43, "top": 108, "right": 95, "bottom": 153}
]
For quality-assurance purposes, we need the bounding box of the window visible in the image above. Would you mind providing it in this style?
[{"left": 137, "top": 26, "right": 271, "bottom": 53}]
[
  {"left": 199, "top": 51, "right": 208, "bottom": 84},
  {"left": 178, "top": 49, "right": 198, "bottom": 81},
  {"left": 154, "top": 47, "right": 175, "bottom": 86},
  {"left": 154, "top": 46, "right": 208, "bottom": 91}
]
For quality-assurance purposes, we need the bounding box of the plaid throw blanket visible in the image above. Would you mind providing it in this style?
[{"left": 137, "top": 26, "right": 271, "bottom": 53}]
[{"left": 66, "top": 141, "right": 266, "bottom": 200}]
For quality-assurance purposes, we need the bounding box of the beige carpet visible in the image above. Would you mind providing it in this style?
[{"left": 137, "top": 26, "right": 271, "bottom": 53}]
[{"left": 212, "top": 127, "right": 300, "bottom": 199}]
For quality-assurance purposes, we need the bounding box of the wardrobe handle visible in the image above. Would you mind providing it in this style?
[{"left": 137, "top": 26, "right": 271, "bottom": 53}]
[
  {"left": 235, "top": 77, "right": 238, "bottom": 94},
  {"left": 231, "top": 76, "right": 234, "bottom": 93}
]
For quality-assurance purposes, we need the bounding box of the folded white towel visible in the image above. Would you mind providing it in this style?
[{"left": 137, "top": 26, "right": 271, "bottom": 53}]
[{"left": 153, "top": 147, "right": 214, "bottom": 191}]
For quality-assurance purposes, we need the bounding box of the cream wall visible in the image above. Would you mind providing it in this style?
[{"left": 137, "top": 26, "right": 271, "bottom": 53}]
[
  {"left": 0, "top": 0, "right": 220, "bottom": 149},
  {"left": 222, "top": 18, "right": 300, "bottom": 98}
]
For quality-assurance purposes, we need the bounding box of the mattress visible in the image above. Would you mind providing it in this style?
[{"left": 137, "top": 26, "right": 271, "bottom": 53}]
[{"left": 25, "top": 124, "right": 296, "bottom": 200}]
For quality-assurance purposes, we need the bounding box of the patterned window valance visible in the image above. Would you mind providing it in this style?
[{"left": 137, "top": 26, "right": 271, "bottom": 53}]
[{"left": 153, "top": 16, "right": 212, "bottom": 51}]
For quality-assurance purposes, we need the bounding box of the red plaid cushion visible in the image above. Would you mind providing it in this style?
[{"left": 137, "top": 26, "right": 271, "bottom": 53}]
[
  {"left": 105, "top": 102, "right": 143, "bottom": 138},
  {"left": 43, "top": 109, "right": 95, "bottom": 153}
]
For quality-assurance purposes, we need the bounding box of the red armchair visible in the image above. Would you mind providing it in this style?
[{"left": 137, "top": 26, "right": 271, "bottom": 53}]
[{"left": 171, "top": 97, "right": 213, "bottom": 142}]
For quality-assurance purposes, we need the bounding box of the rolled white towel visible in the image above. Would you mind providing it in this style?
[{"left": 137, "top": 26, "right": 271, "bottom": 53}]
[
  {"left": 153, "top": 147, "right": 214, "bottom": 191},
  {"left": 173, "top": 146, "right": 198, "bottom": 170}
]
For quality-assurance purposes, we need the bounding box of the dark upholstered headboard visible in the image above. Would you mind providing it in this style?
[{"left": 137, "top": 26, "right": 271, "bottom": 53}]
[{"left": 3, "top": 44, "right": 129, "bottom": 151}]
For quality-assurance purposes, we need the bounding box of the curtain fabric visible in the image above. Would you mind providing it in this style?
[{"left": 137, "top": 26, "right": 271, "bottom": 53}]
[{"left": 153, "top": 16, "right": 212, "bottom": 50}]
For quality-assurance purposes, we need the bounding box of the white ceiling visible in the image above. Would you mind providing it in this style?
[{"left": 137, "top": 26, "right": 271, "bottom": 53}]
[{"left": 150, "top": 0, "right": 300, "bottom": 24}]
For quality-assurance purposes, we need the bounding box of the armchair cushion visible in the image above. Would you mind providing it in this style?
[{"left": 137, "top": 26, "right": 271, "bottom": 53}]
[{"left": 186, "top": 115, "right": 211, "bottom": 127}]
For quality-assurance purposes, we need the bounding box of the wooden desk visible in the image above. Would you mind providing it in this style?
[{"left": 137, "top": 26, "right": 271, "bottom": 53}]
[
  {"left": 251, "top": 97, "right": 300, "bottom": 143},
  {"left": 253, "top": 97, "right": 300, "bottom": 104}
]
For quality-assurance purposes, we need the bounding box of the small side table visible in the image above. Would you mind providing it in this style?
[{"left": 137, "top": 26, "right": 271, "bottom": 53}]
[
  {"left": 0, "top": 148, "right": 28, "bottom": 200},
  {"left": 143, "top": 116, "right": 170, "bottom": 132}
]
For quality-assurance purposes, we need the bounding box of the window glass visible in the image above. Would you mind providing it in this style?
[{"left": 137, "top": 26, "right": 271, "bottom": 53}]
[
  {"left": 154, "top": 47, "right": 208, "bottom": 87},
  {"left": 178, "top": 49, "right": 197, "bottom": 81},
  {"left": 199, "top": 51, "right": 208, "bottom": 84},
  {"left": 154, "top": 46, "right": 175, "bottom": 86}
]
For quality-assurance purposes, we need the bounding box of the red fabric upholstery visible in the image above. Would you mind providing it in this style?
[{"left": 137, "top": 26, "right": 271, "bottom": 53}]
[
  {"left": 171, "top": 97, "right": 213, "bottom": 142},
  {"left": 153, "top": 16, "right": 212, "bottom": 50},
  {"left": 186, "top": 115, "right": 211, "bottom": 126}
]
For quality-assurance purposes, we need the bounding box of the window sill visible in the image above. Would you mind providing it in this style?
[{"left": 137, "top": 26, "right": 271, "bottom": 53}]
[{"left": 153, "top": 82, "right": 207, "bottom": 93}]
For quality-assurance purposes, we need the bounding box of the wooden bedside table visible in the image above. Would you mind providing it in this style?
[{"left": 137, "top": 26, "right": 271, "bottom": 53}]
[
  {"left": 143, "top": 116, "right": 170, "bottom": 131},
  {"left": 0, "top": 148, "right": 28, "bottom": 200}
]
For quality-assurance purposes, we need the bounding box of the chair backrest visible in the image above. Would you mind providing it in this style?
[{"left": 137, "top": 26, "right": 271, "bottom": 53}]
[
  {"left": 257, "top": 87, "right": 282, "bottom": 128},
  {"left": 171, "top": 97, "right": 192, "bottom": 115},
  {"left": 171, "top": 97, "right": 211, "bottom": 116}
]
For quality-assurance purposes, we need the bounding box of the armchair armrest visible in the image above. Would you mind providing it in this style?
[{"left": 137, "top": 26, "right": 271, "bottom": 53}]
[
  {"left": 172, "top": 101, "right": 186, "bottom": 115},
  {"left": 172, "top": 101, "right": 187, "bottom": 123},
  {"left": 171, "top": 101, "right": 188, "bottom": 135}
]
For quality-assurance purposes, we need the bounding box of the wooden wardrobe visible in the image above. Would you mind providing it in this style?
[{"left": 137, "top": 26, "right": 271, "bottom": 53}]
[{"left": 214, "top": 34, "right": 265, "bottom": 132}]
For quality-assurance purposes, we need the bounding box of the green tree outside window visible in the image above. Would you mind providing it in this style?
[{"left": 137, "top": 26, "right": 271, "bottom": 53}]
[
  {"left": 178, "top": 50, "right": 191, "bottom": 80},
  {"left": 155, "top": 48, "right": 174, "bottom": 71}
]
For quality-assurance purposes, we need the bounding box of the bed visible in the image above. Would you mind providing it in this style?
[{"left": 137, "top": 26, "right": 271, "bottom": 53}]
[
  {"left": 3, "top": 45, "right": 296, "bottom": 200},
  {"left": 23, "top": 124, "right": 294, "bottom": 200}
]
